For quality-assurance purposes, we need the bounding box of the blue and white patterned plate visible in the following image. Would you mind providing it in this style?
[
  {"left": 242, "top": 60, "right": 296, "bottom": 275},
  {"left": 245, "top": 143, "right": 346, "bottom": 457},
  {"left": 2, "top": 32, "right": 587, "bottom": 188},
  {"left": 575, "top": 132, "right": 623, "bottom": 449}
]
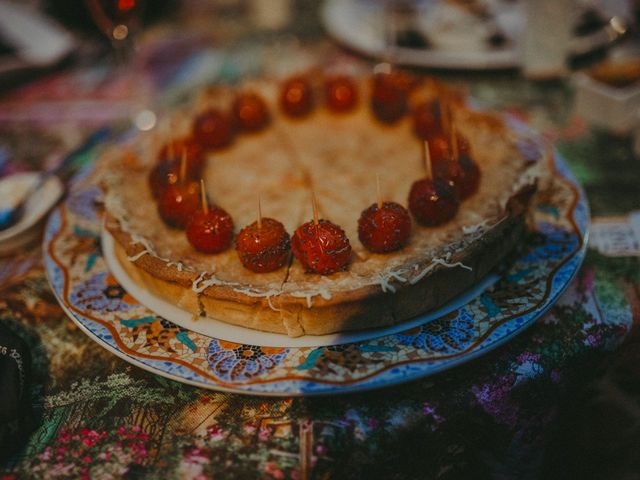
[{"left": 43, "top": 151, "right": 588, "bottom": 396}]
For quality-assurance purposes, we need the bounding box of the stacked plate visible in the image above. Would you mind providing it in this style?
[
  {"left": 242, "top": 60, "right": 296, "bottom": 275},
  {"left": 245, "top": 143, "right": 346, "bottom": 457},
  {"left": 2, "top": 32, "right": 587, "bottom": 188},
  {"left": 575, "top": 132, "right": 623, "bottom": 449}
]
[
  {"left": 0, "top": 173, "right": 63, "bottom": 255},
  {"left": 43, "top": 150, "right": 589, "bottom": 396}
]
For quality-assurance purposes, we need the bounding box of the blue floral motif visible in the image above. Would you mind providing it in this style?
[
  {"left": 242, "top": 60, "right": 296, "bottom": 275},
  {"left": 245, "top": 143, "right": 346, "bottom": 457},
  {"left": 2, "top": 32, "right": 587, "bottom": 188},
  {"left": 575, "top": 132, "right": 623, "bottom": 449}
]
[
  {"left": 73, "top": 225, "right": 101, "bottom": 272},
  {"left": 516, "top": 140, "right": 542, "bottom": 163},
  {"left": 70, "top": 271, "right": 136, "bottom": 313},
  {"left": 480, "top": 294, "right": 501, "bottom": 318},
  {"left": 67, "top": 186, "right": 101, "bottom": 222},
  {"left": 521, "top": 222, "right": 579, "bottom": 263},
  {"left": 396, "top": 309, "right": 476, "bottom": 354},
  {"left": 207, "top": 340, "right": 289, "bottom": 382}
]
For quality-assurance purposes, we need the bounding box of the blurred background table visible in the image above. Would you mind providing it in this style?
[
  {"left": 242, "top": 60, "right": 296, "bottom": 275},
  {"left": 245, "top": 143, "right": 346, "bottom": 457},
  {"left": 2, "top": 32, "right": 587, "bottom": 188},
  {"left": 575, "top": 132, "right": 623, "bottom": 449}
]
[{"left": 1, "top": 1, "right": 640, "bottom": 479}]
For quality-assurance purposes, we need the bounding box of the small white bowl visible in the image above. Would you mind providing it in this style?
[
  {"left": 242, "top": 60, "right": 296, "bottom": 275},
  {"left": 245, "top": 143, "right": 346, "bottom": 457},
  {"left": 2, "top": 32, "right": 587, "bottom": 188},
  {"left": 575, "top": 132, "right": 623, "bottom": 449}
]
[
  {"left": 573, "top": 71, "right": 640, "bottom": 134},
  {"left": 0, "top": 172, "right": 63, "bottom": 254}
]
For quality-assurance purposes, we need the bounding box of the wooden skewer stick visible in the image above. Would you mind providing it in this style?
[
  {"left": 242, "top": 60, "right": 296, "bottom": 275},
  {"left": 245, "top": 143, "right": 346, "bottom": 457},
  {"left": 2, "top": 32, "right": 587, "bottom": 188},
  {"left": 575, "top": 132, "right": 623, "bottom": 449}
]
[
  {"left": 312, "top": 190, "right": 319, "bottom": 226},
  {"left": 311, "top": 190, "right": 326, "bottom": 254},
  {"left": 168, "top": 137, "right": 175, "bottom": 161},
  {"left": 257, "top": 193, "right": 263, "bottom": 229},
  {"left": 449, "top": 105, "right": 455, "bottom": 137},
  {"left": 434, "top": 82, "right": 449, "bottom": 133},
  {"left": 384, "top": 0, "right": 395, "bottom": 69},
  {"left": 200, "top": 179, "right": 209, "bottom": 215},
  {"left": 167, "top": 114, "right": 180, "bottom": 159},
  {"left": 376, "top": 173, "right": 383, "bottom": 209},
  {"left": 372, "top": 0, "right": 395, "bottom": 75},
  {"left": 451, "top": 124, "right": 459, "bottom": 162},
  {"left": 438, "top": 97, "right": 446, "bottom": 133},
  {"left": 422, "top": 140, "right": 432, "bottom": 181},
  {"left": 180, "top": 148, "right": 187, "bottom": 184}
]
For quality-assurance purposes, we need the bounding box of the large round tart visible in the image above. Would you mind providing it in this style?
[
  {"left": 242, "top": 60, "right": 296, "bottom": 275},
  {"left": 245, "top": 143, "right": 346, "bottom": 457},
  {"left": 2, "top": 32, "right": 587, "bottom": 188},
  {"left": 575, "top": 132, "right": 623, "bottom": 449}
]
[{"left": 100, "top": 77, "right": 543, "bottom": 337}]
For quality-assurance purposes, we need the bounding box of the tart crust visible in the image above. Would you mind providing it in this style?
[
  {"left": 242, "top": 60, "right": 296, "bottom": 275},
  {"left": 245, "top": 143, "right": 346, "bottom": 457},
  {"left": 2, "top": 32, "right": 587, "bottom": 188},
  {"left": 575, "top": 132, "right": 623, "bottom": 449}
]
[
  {"left": 100, "top": 77, "right": 543, "bottom": 337},
  {"left": 108, "top": 186, "right": 531, "bottom": 336}
]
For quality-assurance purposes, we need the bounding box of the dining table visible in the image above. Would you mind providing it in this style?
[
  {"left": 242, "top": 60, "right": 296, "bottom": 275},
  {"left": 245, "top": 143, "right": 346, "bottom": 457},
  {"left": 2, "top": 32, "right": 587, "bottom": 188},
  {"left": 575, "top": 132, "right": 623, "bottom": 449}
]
[{"left": 1, "top": 3, "right": 640, "bottom": 479}]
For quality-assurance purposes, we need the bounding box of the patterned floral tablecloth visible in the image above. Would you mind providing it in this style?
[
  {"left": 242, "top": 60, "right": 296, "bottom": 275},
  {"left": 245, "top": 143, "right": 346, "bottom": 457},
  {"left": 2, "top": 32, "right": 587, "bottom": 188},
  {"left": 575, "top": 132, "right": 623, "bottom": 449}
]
[{"left": 1, "top": 28, "right": 640, "bottom": 480}]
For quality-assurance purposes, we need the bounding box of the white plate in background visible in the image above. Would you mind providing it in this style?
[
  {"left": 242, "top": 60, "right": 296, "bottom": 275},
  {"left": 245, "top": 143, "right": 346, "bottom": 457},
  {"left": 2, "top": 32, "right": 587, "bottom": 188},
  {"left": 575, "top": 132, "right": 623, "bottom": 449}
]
[{"left": 321, "top": 0, "right": 522, "bottom": 69}]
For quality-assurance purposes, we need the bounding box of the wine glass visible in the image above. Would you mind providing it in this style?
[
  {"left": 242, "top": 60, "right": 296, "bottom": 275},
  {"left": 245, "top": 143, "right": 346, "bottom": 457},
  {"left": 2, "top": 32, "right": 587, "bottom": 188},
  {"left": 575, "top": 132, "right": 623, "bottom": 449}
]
[
  {"left": 84, "top": 0, "right": 157, "bottom": 132},
  {"left": 84, "top": 0, "right": 146, "bottom": 64}
]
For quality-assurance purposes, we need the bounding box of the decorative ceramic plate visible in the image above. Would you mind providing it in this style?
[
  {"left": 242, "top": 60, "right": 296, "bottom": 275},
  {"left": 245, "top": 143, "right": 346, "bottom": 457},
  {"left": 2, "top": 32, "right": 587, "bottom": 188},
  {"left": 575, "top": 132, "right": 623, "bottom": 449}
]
[
  {"left": 321, "top": 0, "right": 522, "bottom": 70},
  {"left": 43, "top": 151, "right": 588, "bottom": 396}
]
